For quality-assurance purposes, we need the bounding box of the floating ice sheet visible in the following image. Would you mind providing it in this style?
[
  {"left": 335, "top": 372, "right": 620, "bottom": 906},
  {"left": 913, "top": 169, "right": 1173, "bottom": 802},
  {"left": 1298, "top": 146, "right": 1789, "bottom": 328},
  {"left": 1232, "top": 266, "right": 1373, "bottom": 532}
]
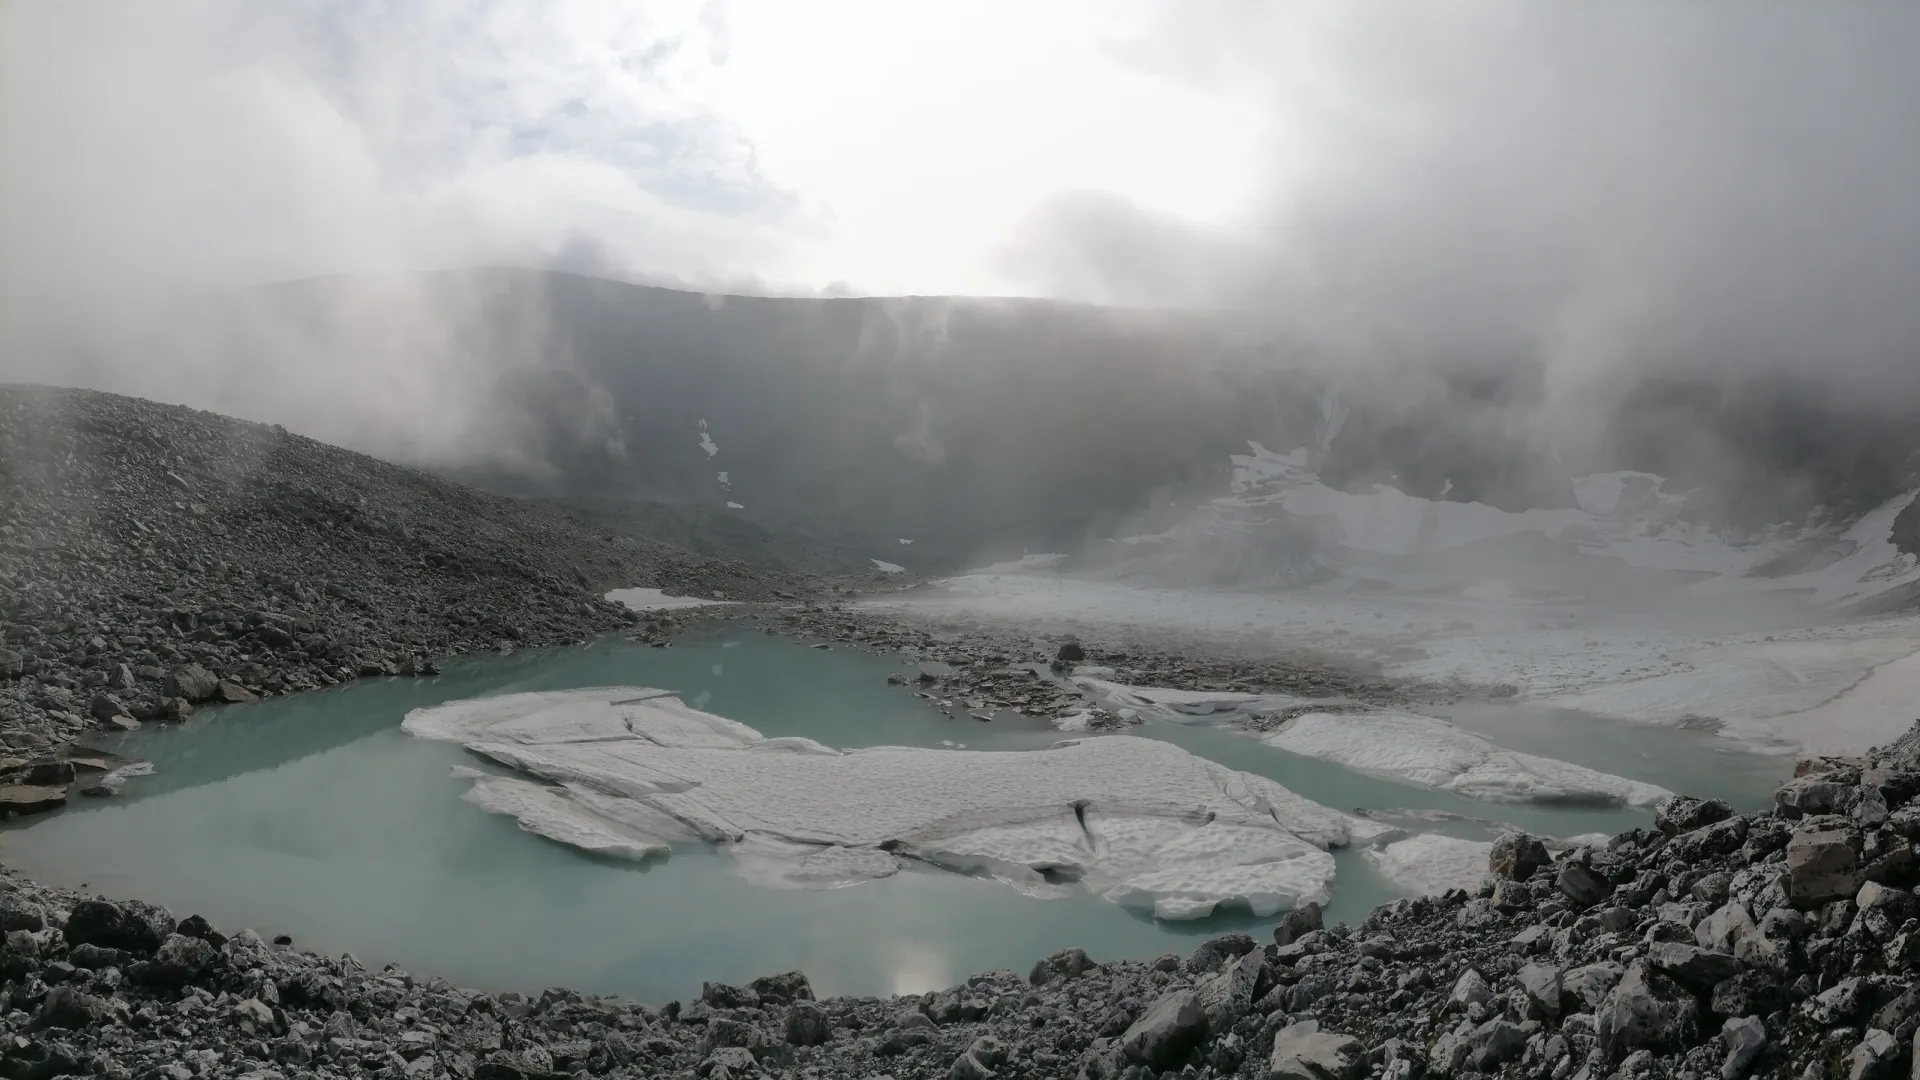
[
  {"left": 1363, "top": 834, "right": 1492, "bottom": 896},
  {"left": 1261, "top": 710, "right": 1672, "bottom": 807},
  {"left": 407, "top": 688, "right": 1361, "bottom": 918},
  {"left": 1068, "top": 677, "right": 1314, "bottom": 726},
  {"left": 603, "top": 588, "right": 732, "bottom": 613}
]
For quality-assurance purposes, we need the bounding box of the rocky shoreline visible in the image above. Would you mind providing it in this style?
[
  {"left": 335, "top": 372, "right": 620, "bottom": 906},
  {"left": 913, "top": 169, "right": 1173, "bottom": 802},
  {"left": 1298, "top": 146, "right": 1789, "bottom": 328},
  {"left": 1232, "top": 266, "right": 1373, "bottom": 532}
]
[
  {"left": 1, "top": 724, "right": 1916, "bottom": 1079},
  {"left": 7, "top": 386, "right": 1919, "bottom": 1079},
  {"left": 769, "top": 596, "right": 1474, "bottom": 731},
  {"left": 0, "top": 385, "right": 813, "bottom": 804}
]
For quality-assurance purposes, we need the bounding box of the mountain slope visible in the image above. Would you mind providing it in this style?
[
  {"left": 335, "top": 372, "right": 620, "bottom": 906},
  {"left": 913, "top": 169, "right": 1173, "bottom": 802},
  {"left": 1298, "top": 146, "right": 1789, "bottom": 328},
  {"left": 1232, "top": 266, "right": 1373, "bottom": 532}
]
[{"left": 0, "top": 384, "right": 793, "bottom": 750}]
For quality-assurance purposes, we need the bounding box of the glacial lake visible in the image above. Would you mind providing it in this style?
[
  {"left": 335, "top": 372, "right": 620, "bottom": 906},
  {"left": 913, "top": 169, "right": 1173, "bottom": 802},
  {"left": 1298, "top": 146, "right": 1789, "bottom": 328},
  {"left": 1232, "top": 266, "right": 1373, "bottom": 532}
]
[{"left": 1, "top": 624, "right": 1788, "bottom": 1002}]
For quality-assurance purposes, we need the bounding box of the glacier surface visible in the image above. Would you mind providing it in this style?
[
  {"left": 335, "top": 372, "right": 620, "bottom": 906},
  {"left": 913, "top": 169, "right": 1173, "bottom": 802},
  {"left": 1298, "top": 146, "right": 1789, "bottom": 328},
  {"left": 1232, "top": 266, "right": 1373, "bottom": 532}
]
[{"left": 406, "top": 687, "right": 1371, "bottom": 919}]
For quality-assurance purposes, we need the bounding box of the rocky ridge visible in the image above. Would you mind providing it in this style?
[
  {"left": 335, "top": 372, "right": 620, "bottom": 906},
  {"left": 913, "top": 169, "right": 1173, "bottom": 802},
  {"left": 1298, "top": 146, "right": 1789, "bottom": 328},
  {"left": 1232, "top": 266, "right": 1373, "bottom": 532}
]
[
  {"left": 6, "top": 721, "right": 1920, "bottom": 1078},
  {"left": 0, "top": 385, "right": 802, "bottom": 802}
]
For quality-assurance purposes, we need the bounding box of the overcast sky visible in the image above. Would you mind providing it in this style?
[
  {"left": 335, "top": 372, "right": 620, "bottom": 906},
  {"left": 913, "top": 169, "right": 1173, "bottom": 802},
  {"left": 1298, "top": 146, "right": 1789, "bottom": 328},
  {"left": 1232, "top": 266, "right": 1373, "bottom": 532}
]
[
  {"left": 5, "top": 1, "right": 1918, "bottom": 421},
  {"left": 3, "top": 0, "right": 1269, "bottom": 301}
]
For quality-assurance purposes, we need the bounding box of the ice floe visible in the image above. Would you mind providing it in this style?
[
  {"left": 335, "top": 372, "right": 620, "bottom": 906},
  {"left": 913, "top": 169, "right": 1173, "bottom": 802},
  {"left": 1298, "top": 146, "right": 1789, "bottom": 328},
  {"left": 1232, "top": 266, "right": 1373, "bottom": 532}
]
[
  {"left": 603, "top": 588, "right": 732, "bottom": 613},
  {"left": 407, "top": 688, "right": 1368, "bottom": 919},
  {"left": 1260, "top": 710, "right": 1672, "bottom": 807},
  {"left": 871, "top": 559, "right": 906, "bottom": 574},
  {"left": 1069, "top": 676, "right": 1312, "bottom": 725},
  {"left": 1363, "top": 834, "right": 1492, "bottom": 896}
]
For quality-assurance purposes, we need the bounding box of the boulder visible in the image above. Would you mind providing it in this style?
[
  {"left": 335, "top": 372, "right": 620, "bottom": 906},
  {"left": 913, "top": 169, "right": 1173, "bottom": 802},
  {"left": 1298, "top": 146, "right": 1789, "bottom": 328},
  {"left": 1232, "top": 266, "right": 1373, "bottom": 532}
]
[
  {"left": 1273, "top": 901, "right": 1324, "bottom": 947},
  {"left": 1669, "top": 817, "right": 1750, "bottom": 862},
  {"left": 1187, "top": 932, "right": 1257, "bottom": 974},
  {"left": 1466, "top": 1019, "right": 1527, "bottom": 1071},
  {"left": 214, "top": 680, "right": 258, "bottom": 703},
  {"left": 132, "top": 932, "right": 219, "bottom": 987},
  {"left": 1556, "top": 862, "right": 1612, "bottom": 907},
  {"left": 1451, "top": 968, "right": 1495, "bottom": 1012},
  {"left": 1842, "top": 1028, "right": 1898, "bottom": 1080},
  {"left": 174, "top": 913, "right": 228, "bottom": 948},
  {"left": 1596, "top": 961, "right": 1700, "bottom": 1061},
  {"left": 0, "top": 895, "right": 46, "bottom": 932},
  {"left": 1786, "top": 829, "right": 1860, "bottom": 907},
  {"left": 1776, "top": 774, "right": 1856, "bottom": 818},
  {"left": 1198, "top": 949, "right": 1261, "bottom": 1033},
  {"left": 165, "top": 663, "right": 219, "bottom": 702},
  {"left": 748, "top": 970, "right": 813, "bottom": 1003},
  {"left": 1721, "top": 1015, "right": 1767, "bottom": 1079},
  {"left": 63, "top": 897, "right": 175, "bottom": 953},
  {"left": 1648, "top": 941, "right": 1741, "bottom": 990},
  {"left": 1120, "top": 989, "right": 1206, "bottom": 1070},
  {"left": 1029, "top": 947, "right": 1093, "bottom": 986},
  {"left": 948, "top": 1036, "right": 1004, "bottom": 1080},
  {"left": 1657, "top": 795, "right": 1734, "bottom": 835},
  {"left": 1489, "top": 832, "right": 1550, "bottom": 881},
  {"left": 0, "top": 785, "right": 67, "bottom": 815},
  {"left": 1514, "top": 963, "right": 1564, "bottom": 1020},
  {"left": 784, "top": 1001, "right": 830, "bottom": 1047},
  {"left": 1269, "top": 1021, "right": 1364, "bottom": 1080},
  {"left": 700, "top": 981, "right": 760, "bottom": 1009},
  {"left": 1565, "top": 962, "right": 1625, "bottom": 1011},
  {"left": 0, "top": 929, "right": 40, "bottom": 981},
  {"left": 33, "top": 986, "right": 98, "bottom": 1030}
]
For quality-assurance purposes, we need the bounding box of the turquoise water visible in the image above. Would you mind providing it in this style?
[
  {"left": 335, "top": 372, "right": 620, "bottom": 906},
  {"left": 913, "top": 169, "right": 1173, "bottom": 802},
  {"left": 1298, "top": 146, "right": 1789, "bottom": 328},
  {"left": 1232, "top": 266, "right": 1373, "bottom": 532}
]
[{"left": 0, "top": 627, "right": 1787, "bottom": 1002}]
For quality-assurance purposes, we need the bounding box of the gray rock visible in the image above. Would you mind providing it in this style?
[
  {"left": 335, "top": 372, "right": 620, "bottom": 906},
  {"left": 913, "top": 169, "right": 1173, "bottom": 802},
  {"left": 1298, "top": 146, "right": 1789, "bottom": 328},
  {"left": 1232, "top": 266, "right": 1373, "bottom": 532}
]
[
  {"left": 1787, "top": 829, "right": 1860, "bottom": 907},
  {"left": 1759, "top": 906, "right": 1810, "bottom": 940},
  {"left": 1809, "top": 977, "right": 1867, "bottom": 1026},
  {"left": 1670, "top": 817, "right": 1750, "bottom": 861},
  {"left": 701, "top": 981, "right": 760, "bottom": 1009},
  {"left": 1596, "top": 960, "right": 1699, "bottom": 1061},
  {"left": 33, "top": 985, "right": 97, "bottom": 1030},
  {"left": 748, "top": 970, "right": 813, "bottom": 1003},
  {"left": 1776, "top": 775, "right": 1856, "bottom": 818},
  {"left": 0, "top": 894, "right": 46, "bottom": 932},
  {"left": 1120, "top": 989, "right": 1206, "bottom": 1070},
  {"left": 1711, "top": 971, "right": 1783, "bottom": 1020},
  {"left": 1648, "top": 941, "right": 1741, "bottom": 990},
  {"left": 233, "top": 997, "right": 276, "bottom": 1033},
  {"left": 1197, "top": 948, "right": 1261, "bottom": 1033},
  {"left": 784, "top": 1001, "right": 830, "bottom": 1047},
  {"left": 1565, "top": 962, "right": 1625, "bottom": 1011},
  {"left": 1490, "top": 832, "right": 1551, "bottom": 881},
  {"left": 697, "top": 1046, "right": 758, "bottom": 1078},
  {"left": 1515, "top": 963, "right": 1564, "bottom": 1020},
  {"left": 1269, "top": 1020, "right": 1363, "bottom": 1080},
  {"left": 165, "top": 663, "right": 219, "bottom": 702},
  {"left": 1451, "top": 968, "right": 1495, "bottom": 1012},
  {"left": 1657, "top": 795, "right": 1734, "bottom": 835},
  {"left": 1186, "top": 932, "right": 1257, "bottom": 974},
  {"left": 1855, "top": 880, "right": 1914, "bottom": 922},
  {"left": 1557, "top": 862, "right": 1612, "bottom": 907},
  {"left": 63, "top": 897, "right": 175, "bottom": 953},
  {"left": 1842, "top": 1027, "right": 1897, "bottom": 1080},
  {"left": 1467, "top": 1018, "right": 1527, "bottom": 1071},
  {"left": 1273, "top": 902, "right": 1324, "bottom": 947},
  {"left": 1721, "top": 1016, "right": 1767, "bottom": 1079},
  {"left": 1030, "top": 947, "right": 1093, "bottom": 986}
]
